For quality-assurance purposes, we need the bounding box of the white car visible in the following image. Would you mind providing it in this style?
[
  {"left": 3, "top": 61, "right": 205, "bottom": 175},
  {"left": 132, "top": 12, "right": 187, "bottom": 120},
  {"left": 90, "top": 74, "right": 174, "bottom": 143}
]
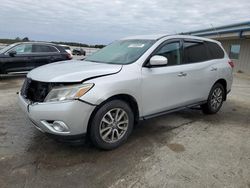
[{"left": 19, "top": 35, "right": 233, "bottom": 150}]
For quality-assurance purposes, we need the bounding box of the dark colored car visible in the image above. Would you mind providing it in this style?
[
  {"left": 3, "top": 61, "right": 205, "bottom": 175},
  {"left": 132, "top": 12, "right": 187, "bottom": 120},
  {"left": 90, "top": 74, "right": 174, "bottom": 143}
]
[
  {"left": 72, "top": 48, "right": 86, "bottom": 56},
  {"left": 0, "top": 42, "right": 72, "bottom": 74}
]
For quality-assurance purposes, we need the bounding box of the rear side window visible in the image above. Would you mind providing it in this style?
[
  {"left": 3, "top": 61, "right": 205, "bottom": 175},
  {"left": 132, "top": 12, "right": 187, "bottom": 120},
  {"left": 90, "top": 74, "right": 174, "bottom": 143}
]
[
  {"left": 183, "top": 41, "right": 210, "bottom": 63},
  {"left": 206, "top": 42, "right": 224, "bottom": 59},
  {"left": 49, "top": 46, "right": 58, "bottom": 52},
  {"left": 33, "top": 45, "right": 58, "bottom": 53}
]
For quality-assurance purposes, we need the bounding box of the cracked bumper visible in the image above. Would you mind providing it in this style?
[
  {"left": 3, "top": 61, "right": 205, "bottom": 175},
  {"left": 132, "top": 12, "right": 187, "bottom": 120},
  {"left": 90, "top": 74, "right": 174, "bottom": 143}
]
[{"left": 18, "top": 93, "right": 95, "bottom": 136}]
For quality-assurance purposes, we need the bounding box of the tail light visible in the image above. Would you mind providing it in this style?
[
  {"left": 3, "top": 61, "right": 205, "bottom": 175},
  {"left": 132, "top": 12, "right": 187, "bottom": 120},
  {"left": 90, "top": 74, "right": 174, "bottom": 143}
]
[
  {"left": 66, "top": 53, "right": 73, "bottom": 60},
  {"left": 228, "top": 60, "right": 234, "bottom": 68}
]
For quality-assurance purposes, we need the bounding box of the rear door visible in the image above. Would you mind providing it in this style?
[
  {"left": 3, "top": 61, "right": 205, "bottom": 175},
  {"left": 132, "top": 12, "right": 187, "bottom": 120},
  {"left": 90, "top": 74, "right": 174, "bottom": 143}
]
[
  {"left": 32, "top": 44, "right": 61, "bottom": 68},
  {"left": 182, "top": 39, "right": 218, "bottom": 101},
  {"left": 141, "top": 39, "right": 218, "bottom": 117}
]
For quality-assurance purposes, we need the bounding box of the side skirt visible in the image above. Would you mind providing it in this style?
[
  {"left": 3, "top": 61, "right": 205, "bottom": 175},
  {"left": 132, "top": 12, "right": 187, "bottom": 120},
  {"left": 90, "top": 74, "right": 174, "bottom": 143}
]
[{"left": 140, "top": 101, "right": 207, "bottom": 120}]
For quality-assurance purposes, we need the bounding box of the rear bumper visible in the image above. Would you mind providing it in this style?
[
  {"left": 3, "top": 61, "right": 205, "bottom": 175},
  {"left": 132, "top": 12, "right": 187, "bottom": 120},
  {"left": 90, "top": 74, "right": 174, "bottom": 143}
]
[{"left": 18, "top": 93, "right": 95, "bottom": 136}]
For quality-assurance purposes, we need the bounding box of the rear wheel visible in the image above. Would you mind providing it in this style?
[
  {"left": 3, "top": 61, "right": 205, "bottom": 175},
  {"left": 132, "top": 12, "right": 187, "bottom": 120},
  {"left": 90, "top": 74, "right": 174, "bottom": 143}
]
[
  {"left": 201, "top": 83, "right": 225, "bottom": 114},
  {"left": 90, "top": 100, "right": 134, "bottom": 150}
]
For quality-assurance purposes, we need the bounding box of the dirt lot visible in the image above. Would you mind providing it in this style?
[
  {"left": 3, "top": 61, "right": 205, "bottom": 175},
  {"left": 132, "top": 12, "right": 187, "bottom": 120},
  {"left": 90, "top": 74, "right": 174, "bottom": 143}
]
[{"left": 0, "top": 74, "right": 250, "bottom": 188}]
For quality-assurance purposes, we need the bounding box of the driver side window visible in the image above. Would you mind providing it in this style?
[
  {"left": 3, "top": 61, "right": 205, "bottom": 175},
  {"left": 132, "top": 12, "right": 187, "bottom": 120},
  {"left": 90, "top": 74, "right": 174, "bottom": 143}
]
[
  {"left": 12, "top": 44, "right": 32, "bottom": 54},
  {"left": 155, "top": 42, "right": 181, "bottom": 66}
]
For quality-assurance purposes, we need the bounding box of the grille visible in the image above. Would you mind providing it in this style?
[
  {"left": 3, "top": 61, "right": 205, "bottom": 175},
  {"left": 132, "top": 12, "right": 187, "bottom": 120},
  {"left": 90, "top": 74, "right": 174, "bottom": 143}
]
[
  {"left": 21, "top": 78, "right": 53, "bottom": 102},
  {"left": 20, "top": 78, "right": 30, "bottom": 97},
  {"left": 21, "top": 78, "right": 76, "bottom": 103}
]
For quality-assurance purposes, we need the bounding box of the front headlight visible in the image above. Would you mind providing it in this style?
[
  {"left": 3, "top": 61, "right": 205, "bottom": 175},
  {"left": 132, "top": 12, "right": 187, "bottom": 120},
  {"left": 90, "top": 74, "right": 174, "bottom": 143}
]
[{"left": 44, "top": 83, "right": 94, "bottom": 102}]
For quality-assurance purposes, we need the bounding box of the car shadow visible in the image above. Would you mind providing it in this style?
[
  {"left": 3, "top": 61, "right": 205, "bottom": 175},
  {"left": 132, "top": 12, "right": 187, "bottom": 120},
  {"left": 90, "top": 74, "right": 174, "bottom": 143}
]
[
  {"left": 4, "top": 102, "right": 248, "bottom": 187},
  {"left": 23, "top": 109, "right": 203, "bottom": 168}
]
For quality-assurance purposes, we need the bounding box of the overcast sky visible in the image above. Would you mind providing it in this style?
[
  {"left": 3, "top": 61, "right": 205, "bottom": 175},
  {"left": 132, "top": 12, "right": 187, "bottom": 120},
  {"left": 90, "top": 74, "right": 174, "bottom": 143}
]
[{"left": 0, "top": 0, "right": 249, "bottom": 44}]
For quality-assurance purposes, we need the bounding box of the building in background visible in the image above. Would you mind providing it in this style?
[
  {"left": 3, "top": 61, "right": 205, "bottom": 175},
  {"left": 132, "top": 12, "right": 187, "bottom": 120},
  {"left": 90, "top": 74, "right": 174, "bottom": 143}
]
[{"left": 184, "top": 21, "right": 250, "bottom": 74}]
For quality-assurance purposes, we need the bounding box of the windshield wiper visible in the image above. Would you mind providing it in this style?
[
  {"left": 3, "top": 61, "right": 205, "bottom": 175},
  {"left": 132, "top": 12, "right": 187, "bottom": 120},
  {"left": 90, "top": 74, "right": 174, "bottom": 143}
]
[{"left": 84, "top": 59, "right": 105, "bottom": 63}]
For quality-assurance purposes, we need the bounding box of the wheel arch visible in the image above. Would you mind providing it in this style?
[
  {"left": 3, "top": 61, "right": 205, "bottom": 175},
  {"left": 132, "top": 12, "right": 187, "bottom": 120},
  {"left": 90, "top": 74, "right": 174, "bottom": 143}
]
[
  {"left": 213, "top": 78, "right": 227, "bottom": 100},
  {"left": 86, "top": 94, "right": 140, "bottom": 137}
]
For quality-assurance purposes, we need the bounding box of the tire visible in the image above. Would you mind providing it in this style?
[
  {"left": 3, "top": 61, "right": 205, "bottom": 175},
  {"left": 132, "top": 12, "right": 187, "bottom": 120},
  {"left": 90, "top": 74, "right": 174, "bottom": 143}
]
[
  {"left": 201, "top": 83, "right": 225, "bottom": 114},
  {"left": 90, "top": 100, "right": 134, "bottom": 150}
]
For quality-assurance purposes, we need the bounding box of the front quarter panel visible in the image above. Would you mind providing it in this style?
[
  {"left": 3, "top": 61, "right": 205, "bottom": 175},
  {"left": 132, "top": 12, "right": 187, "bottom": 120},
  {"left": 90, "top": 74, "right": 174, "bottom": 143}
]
[{"left": 80, "top": 64, "right": 143, "bottom": 115}]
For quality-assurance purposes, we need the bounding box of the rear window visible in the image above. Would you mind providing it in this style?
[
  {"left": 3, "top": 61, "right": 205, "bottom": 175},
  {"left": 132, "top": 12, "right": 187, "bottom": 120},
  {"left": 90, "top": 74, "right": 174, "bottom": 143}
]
[
  {"left": 206, "top": 42, "right": 224, "bottom": 59},
  {"left": 183, "top": 41, "right": 210, "bottom": 63},
  {"left": 33, "top": 44, "right": 58, "bottom": 53}
]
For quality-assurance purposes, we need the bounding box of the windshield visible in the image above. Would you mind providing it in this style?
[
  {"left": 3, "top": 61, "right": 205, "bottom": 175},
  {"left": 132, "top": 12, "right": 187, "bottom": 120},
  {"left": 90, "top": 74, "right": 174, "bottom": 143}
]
[
  {"left": 85, "top": 39, "right": 155, "bottom": 64},
  {"left": 0, "top": 43, "right": 17, "bottom": 54}
]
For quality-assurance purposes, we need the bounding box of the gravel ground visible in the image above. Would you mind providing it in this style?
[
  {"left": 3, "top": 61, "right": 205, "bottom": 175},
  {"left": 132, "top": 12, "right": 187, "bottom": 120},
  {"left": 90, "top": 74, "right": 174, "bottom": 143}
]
[{"left": 0, "top": 73, "right": 249, "bottom": 188}]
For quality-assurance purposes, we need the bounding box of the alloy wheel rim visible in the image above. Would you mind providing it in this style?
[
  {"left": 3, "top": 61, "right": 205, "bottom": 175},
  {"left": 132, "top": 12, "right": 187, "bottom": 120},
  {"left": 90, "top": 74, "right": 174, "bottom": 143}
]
[
  {"left": 210, "top": 88, "right": 223, "bottom": 110},
  {"left": 99, "top": 108, "right": 129, "bottom": 143}
]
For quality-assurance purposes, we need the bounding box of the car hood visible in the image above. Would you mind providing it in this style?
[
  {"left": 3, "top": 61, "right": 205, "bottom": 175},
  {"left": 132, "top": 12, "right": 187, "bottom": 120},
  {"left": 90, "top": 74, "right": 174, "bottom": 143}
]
[{"left": 27, "top": 60, "right": 122, "bottom": 82}]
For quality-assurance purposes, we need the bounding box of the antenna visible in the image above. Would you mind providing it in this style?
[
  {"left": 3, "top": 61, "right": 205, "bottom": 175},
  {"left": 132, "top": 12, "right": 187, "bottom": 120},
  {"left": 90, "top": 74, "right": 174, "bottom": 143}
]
[{"left": 210, "top": 23, "right": 220, "bottom": 38}]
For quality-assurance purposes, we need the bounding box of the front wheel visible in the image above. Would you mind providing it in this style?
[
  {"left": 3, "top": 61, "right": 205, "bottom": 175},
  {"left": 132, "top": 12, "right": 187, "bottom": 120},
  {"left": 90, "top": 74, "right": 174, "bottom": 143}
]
[
  {"left": 90, "top": 100, "right": 134, "bottom": 150},
  {"left": 201, "top": 83, "right": 225, "bottom": 114}
]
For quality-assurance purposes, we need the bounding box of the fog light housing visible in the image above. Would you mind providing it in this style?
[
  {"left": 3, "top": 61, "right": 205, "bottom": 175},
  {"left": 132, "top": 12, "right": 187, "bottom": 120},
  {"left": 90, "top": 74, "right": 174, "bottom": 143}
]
[
  {"left": 41, "top": 120, "right": 70, "bottom": 134},
  {"left": 52, "top": 121, "right": 69, "bottom": 132}
]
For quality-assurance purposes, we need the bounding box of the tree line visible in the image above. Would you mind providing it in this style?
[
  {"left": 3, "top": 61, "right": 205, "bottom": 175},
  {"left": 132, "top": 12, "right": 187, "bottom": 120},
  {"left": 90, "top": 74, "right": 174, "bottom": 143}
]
[
  {"left": 0, "top": 37, "right": 106, "bottom": 48},
  {"left": 52, "top": 41, "right": 105, "bottom": 48}
]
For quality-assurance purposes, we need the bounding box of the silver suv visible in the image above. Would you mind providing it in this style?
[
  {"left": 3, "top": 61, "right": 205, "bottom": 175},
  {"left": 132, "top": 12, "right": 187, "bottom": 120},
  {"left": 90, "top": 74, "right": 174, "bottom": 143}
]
[{"left": 19, "top": 35, "right": 233, "bottom": 149}]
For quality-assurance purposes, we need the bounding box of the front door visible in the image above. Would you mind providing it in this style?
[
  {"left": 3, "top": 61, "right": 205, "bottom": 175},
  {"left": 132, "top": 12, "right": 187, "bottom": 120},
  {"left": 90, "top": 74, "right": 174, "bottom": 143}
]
[
  {"left": 2, "top": 43, "right": 34, "bottom": 73},
  {"left": 141, "top": 39, "right": 192, "bottom": 116}
]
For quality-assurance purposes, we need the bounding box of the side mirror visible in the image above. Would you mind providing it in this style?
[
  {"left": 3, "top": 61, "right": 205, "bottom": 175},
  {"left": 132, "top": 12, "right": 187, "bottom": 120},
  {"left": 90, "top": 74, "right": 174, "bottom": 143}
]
[
  {"left": 149, "top": 55, "right": 168, "bottom": 67},
  {"left": 8, "top": 50, "right": 17, "bottom": 57}
]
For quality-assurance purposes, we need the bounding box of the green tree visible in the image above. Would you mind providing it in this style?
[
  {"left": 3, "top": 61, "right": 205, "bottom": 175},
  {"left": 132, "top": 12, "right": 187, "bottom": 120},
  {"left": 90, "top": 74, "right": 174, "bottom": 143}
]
[
  {"left": 15, "top": 37, "right": 21, "bottom": 41},
  {"left": 22, "top": 37, "right": 29, "bottom": 42}
]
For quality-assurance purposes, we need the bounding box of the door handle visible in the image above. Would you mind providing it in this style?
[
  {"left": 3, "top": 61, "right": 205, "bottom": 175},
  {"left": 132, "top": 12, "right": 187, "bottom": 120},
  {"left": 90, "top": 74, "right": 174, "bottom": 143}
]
[
  {"left": 178, "top": 72, "right": 187, "bottom": 77},
  {"left": 210, "top": 67, "right": 217, "bottom": 71}
]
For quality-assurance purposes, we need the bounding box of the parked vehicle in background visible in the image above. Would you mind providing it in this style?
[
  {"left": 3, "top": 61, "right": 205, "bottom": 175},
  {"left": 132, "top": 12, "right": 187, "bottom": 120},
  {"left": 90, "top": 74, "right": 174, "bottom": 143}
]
[
  {"left": 72, "top": 48, "right": 86, "bottom": 56},
  {"left": 0, "top": 45, "right": 7, "bottom": 50},
  {"left": 60, "top": 45, "right": 73, "bottom": 58},
  {"left": 0, "top": 42, "right": 72, "bottom": 75},
  {"left": 18, "top": 35, "right": 233, "bottom": 150}
]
